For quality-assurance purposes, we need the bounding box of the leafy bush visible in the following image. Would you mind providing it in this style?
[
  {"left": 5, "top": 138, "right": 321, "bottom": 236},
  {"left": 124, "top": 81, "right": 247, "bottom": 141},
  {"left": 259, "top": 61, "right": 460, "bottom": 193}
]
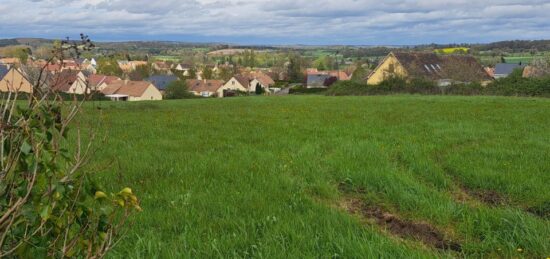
[
  {"left": 289, "top": 85, "right": 327, "bottom": 95},
  {"left": 326, "top": 77, "right": 439, "bottom": 96},
  {"left": 486, "top": 69, "right": 550, "bottom": 97},
  {"left": 326, "top": 72, "right": 550, "bottom": 97},
  {"left": 164, "top": 80, "right": 196, "bottom": 99}
]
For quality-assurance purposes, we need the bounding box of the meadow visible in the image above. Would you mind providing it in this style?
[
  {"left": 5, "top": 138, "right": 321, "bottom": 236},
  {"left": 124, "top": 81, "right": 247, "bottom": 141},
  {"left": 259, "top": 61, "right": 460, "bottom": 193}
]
[{"left": 81, "top": 95, "right": 550, "bottom": 258}]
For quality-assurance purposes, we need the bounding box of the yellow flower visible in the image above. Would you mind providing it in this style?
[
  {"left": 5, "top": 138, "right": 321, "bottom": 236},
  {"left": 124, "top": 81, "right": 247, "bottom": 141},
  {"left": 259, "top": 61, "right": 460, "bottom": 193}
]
[
  {"left": 120, "top": 187, "right": 133, "bottom": 195},
  {"left": 94, "top": 191, "right": 107, "bottom": 199}
]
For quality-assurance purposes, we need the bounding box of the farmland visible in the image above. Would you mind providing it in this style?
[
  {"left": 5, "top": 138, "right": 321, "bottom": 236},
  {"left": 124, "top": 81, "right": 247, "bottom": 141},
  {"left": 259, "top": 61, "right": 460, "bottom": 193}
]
[{"left": 81, "top": 96, "right": 550, "bottom": 258}]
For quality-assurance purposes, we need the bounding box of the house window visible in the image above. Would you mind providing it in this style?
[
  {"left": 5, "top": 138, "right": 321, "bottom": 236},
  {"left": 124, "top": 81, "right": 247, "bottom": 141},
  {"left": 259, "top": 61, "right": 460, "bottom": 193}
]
[
  {"left": 232, "top": 80, "right": 235, "bottom": 85},
  {"left": 424, "top": 64, "right": 432, "bottom": 73},
  {"left": 388, "top": 64, "right": 395, "bottom": 73}
]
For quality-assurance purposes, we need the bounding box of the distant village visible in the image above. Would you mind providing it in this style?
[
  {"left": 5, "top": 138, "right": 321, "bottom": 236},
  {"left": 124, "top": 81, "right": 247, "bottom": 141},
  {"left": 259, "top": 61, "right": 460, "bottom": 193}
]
[{"left": 0, "top": 49, "right": 541, "bottom": 101}]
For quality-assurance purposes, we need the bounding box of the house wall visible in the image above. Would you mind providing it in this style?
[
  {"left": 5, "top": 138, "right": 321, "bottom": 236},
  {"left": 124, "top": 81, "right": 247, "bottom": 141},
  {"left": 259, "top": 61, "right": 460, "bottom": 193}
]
[
  {"left": 367, "top": 55, "right": 407, "bottom": 85},
  {"left": 250, "top": 79, "right": 268, "bottom": 92},
  {"left": 96, "top": 82, "right": 109, "bottom": 92},
  {"left": 190, "top": 90, "right": 215, "bottom": 97},
  {"left": 217, "top": 78, "right": 248, "bottom": 97},
  {"left": 67, "top": 73, "right": 89, "bottom": 94},
  {"left": 129, "top": 85, "right": 163, "bottom": 101},
  {"left": 0, "top": 68, "right": 33, "bottom": 93}
]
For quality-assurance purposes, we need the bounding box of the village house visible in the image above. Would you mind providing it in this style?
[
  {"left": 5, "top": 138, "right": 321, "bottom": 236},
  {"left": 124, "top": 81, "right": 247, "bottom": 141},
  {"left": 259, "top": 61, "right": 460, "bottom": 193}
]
[
  {"left": 175, "top": 63, "right": 193, "bottom": 76},
  {"left": 152, "top": 61, "right": 172, "bottom": 73},
  {"left": 186, "top": 79, "right": 224, "bottom": 97},
  {"left": 102, "top": 80, "right": 163, "bottom": 101},
  {"left": 0, "top": 67, "right": 34, "bottom": 93},
  {"left": 49, "top": 70, "right": 89, "bottom": 94},
  {"left": 307, "top": 68, "right": 351, "bottom": 81},
  {"left": 118, "top": 60, "right": 148, "bottom": 72},
  {"left": 218, "top": 71, "right": 275, "bottom": 97},
  {"left": 306, "top": 74, "right": 338, "bottom": 88},
  {"left": 88, "top": 74, "right": 121, "bottom": 92},
  {"left": 367, "top": 52, "right": 492, "bottom": 86},
  {"left": 246, "top": 71, "right": 275, "bottom": 90},
  {"left": 77, "top": 58, "right": 97, "bottom": 74},
  {"left": 219, "top": 75, "right": 250, "bottom": 97},
  {"left": 306, "top": 68, "right": 350, "bottom": 88}
]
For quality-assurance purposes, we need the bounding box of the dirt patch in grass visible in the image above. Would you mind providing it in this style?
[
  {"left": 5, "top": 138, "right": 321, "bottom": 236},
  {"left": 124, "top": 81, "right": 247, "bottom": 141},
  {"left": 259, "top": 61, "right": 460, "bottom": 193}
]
[
  {"left": 467, "top": 189, "right": 507, "bottom": 206},
  {"left": 526, "top": 203, "right": 550, "bottom": 219},
  {"left": 340, "top": 197, "right": 462, "bottom": 252},
  {"left": 441, "top": 165, "right": 509, "bottom": 207}
]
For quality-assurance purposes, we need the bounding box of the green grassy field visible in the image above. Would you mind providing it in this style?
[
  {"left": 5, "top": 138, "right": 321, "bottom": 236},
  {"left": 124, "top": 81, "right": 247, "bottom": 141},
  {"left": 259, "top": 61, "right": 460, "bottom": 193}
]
[{"left": 82, "top": 96, "right": 550, "bottom": 258}]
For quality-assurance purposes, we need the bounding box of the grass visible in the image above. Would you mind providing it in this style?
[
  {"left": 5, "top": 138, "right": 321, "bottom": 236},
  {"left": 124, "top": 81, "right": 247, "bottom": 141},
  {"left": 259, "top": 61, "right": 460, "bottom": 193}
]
[
  {"left": 504, "top": 56, "right": 539, "bottom": 64},
  {"left": 80, "top": 96, "right": 550, "bottom": 258}
]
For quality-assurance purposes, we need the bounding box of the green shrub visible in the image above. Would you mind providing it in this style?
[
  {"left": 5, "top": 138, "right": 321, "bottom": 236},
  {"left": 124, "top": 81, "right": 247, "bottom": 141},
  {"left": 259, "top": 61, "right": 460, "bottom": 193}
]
[
  {"left": 289, "top": 85, "right": 328, "bottom": 95},
  {"left": 486, "top": 69, "right": 550, "bottom": 97},
  {"left": 164, "top": 80, "right": 196, "bottom": 99},
  {"left": 326, "top": 72, "right": 550, "bottom": 97}
]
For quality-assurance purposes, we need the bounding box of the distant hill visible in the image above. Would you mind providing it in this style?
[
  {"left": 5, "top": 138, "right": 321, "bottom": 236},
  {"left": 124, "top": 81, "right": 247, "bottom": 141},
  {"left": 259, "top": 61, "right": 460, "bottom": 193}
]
[
  {"left": 0, "top": 38, "right": 54, "bottom": 48},
  {"left": 0, "top": 39, "right": 20, "bottom": 47}
]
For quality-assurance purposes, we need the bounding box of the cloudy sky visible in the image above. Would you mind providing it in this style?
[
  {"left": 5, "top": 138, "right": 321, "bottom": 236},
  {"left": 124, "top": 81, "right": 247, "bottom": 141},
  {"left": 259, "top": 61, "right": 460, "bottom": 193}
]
[{"left": 1, "top": 0, "right": 549, "bottom": 45}]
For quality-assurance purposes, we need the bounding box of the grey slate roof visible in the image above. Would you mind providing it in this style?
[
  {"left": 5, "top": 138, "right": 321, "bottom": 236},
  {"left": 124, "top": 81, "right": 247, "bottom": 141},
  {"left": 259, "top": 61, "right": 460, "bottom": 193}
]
[
  {"left": 0, "top": 65, "right": 9, "bottom": 80},
  {"left": 494, "top": 63, "right": 524, "bottom": 76},
  {"left": 145, "top": 75, "right": 178, "bottom": 90},
  {"left": 307, "top": 74, "right": 337, "bottom": 88}
]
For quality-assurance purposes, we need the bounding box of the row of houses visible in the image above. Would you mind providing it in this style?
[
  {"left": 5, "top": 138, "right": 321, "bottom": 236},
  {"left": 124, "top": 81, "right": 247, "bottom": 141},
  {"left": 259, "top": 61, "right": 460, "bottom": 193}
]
[
  {"left": 0, "top": 64, "right": 163, "bottom": 101},
  {"left": 0, "top": 61, "right": 281, "bottom": 100},
  {"left": 187, "top": 70, "right": 276, "bottom": 97}
]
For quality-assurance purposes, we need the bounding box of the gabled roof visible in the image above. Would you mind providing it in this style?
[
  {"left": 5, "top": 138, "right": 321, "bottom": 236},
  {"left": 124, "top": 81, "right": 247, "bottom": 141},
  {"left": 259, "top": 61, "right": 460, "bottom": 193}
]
[
  {"left": 145, "top": 75, "right": 178, "bottom": 90},
  {"left": 233, "top": 75, "right": 251, "bottom": 88},
  {"left": 390, "top": 52, "right": 492, "bottom": 82},
  {"left": 176, "top": 63, "right": 192, "bottom": 69},
  {"left": 186, "top": 79, "right": 224, "bottom": 93},
  {"left": 49, "top": 70, "right": 80, "bottom": 92},
  {"left": 88, "top": 74, "right": 121, "bottom": 87},
  {"left": 102, "top": 80, "right": 156, "bottom": 97},
  {"left": 153, "top": 62, "right": 171, "bottom": 70},
  {"left": 246, "top": 71, "right": 275, "bottom": 86},
  {"left": 307, "top": 69, "right": 350, "bottom": 81},
  {"left": 494, "top": 63, "right": 524, "bottom": 76}
]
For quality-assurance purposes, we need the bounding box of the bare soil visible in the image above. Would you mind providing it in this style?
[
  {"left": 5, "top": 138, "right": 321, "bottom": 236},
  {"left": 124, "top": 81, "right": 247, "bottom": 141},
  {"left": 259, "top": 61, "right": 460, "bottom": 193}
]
[{"left": 341, "top": 198, "right": 462, "bottom": 252}]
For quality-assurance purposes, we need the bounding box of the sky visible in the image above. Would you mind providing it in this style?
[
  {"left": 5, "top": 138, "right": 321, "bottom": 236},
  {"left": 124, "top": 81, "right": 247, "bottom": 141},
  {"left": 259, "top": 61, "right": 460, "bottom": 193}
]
[{"left": 1, "top": 0, "right": 549, "bottom": 45}]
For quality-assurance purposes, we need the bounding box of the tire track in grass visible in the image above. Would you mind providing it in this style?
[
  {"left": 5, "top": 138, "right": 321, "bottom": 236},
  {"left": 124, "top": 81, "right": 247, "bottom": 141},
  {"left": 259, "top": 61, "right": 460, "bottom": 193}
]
[
  {"left": 336, "top": 191, "right": 462, "bottom": 253},
  {"left": 335, "top": 182, "right": 463, "bottom": 253},
  {"left": 442, "top": 163, "right": 550, "bottom": 220}
]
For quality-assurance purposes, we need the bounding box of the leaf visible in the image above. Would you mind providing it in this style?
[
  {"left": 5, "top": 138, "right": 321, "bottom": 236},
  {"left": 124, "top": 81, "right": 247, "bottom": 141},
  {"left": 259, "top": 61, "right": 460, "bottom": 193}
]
[
  {"left": 40, "top": 206, "right": 51, "bottom": 221},
  {"left": 20, "top": 141, "right": 32, "bottom": 155}
]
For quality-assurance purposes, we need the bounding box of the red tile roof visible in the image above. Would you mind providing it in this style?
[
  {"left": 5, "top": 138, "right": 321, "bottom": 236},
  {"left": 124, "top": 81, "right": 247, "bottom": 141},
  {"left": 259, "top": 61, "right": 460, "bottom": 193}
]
[
  {"left": 102, "top": 80, "right": 156, "bottom": 97},
  {"left": 186, "top": 79, "right": 224, "bottom": 93},
  {"left": 88, "top": 74, "right": 121, "bottom": 87}
]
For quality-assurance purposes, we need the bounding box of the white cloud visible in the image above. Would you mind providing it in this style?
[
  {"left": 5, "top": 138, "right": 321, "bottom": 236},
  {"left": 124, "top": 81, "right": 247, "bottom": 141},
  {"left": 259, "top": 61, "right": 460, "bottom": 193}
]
[{"left": 1, "top": 0, "right": 549, "bottom": 44}]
